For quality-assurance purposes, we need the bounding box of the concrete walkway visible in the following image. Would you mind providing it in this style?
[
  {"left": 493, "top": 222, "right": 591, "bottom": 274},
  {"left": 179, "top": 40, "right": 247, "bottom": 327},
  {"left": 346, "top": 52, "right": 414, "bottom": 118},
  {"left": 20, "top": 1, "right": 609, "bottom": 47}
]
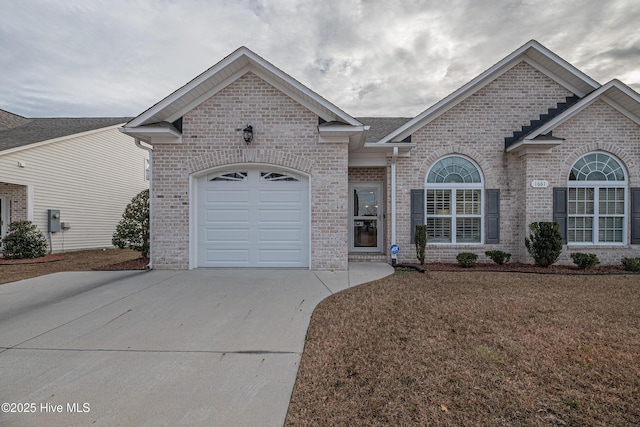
[{"left": 0, "top": 263, "right": 393, "bottom": 426}]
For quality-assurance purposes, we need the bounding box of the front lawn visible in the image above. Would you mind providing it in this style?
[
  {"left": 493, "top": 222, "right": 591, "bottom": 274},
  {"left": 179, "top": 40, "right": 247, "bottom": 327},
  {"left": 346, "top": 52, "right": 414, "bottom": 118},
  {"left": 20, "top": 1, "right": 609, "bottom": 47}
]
[{"left": 286, "top": 271, "right": 640, "bottom": 426}]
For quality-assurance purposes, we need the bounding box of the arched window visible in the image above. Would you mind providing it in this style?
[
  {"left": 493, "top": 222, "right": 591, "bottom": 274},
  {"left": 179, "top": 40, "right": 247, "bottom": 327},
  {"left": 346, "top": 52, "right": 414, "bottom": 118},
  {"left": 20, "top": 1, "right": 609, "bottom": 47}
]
[
  {"left": 568, "top": 152, "right": 626, "bottom": 244},
  {"left": 426, "top": 156, "right": 483, "bottom": 244}
]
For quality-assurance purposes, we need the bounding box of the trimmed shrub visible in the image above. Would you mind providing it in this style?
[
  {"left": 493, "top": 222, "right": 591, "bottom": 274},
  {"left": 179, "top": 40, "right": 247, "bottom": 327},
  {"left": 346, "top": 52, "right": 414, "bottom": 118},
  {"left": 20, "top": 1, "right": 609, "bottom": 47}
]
[
  {"left": 621, "top": 257, "right": 640, "bottom": 273},
  {"left": 112, "top": 189, "right": 150, "bottom": 258},
  {"left": 415, "top": 225, "right": 427, "bottom": 264},
  {"left": 524, "top": 222, "right": 563, "bottom": 267},
  {"left": 1, "top": 220, "right": 48, "bottom": 259},
  {"left": 456, "top": 252, "right": 478, "bottom": 268},
  {"left": 485, "top": 250, "right": 511, "bottom": 265},
  {"left": 570, "top": 252, "right": 600, "bottom": 270}
]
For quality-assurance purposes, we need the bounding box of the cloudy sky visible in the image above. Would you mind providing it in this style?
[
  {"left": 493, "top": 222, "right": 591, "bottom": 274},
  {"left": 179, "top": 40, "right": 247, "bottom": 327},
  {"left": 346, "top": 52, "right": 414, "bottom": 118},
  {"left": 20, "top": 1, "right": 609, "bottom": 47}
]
[{"left": 1, "top": 0, "right": 639, "bottom": 119}]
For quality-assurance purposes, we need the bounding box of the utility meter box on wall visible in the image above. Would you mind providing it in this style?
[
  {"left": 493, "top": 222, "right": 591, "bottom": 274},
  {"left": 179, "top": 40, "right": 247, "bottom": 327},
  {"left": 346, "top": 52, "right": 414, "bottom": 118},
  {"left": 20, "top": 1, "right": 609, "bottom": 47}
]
[{"left": 48, "top": 209, "right": 61, "bottom": 233}]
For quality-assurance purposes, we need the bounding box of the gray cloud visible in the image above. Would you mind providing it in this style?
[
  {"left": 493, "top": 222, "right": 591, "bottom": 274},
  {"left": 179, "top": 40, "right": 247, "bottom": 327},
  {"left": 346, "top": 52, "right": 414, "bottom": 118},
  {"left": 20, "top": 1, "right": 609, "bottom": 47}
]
[{"left": 0, "top": 0, "right": 638, "bottom": 119}]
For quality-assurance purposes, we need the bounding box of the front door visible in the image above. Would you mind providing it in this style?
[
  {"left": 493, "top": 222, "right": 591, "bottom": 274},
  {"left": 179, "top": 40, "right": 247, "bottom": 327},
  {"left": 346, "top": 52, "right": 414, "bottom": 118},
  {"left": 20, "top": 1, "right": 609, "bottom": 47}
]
[{"left": 350, "top": 183, "right": 383, "bottom": 252}]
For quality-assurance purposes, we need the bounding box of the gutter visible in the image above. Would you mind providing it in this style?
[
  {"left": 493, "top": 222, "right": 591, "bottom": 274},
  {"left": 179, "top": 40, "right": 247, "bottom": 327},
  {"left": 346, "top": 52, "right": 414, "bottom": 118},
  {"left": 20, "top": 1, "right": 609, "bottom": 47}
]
[
  {"left": 390, "top": 147, "right": 398, "bottom": 264},
  {"left": 134, "top": 137, "right": 153, "bottom": 269}
]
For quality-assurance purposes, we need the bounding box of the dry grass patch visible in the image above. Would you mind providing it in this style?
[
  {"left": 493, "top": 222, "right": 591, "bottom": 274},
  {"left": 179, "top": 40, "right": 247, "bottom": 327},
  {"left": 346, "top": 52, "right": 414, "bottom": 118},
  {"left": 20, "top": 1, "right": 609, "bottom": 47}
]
[{"left": 286, "top": 271, "right": 640, "bottom": 426}]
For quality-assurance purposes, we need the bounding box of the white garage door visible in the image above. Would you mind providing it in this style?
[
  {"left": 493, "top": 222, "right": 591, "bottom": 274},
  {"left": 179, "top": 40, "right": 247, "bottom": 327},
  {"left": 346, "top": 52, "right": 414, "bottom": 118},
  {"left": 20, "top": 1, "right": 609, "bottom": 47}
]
[{"left": 196, "top": 167, "right": 309, "bottom": 267}]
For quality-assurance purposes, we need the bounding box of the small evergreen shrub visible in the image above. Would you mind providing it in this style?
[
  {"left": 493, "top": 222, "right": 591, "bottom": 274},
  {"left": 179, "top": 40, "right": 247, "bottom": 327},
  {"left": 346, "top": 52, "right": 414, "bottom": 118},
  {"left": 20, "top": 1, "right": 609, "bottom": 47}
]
[
  {"left": 112, "top": 189, "right": 150, "bottom": 258},
  {"left": 621, "top": 257, "right": 640, "bottom": 273},
  {"left": 570, "top": 252, "right": 600, "bottom": 270},
  {"left": 524, "top": 222, "right": 563, "bottom": 267},
  {"left": 485, "top": 250, "right": 511, "bottom": 265},
  {"left": 1, "top": 220, "right": 48, "bottom": 259},
  {"left": 456, "top": 252, "right": 478, "bottom": 268},
  {"left": 414, "top": 225, "right": 427, "bottom": 264}
]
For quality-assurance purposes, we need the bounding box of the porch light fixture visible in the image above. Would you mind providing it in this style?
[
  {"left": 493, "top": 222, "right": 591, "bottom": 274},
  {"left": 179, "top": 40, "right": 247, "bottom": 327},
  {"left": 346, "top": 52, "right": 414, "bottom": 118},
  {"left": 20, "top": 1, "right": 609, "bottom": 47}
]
[{"left": 243, "top": 125, "right": 253, "bottom": 144}]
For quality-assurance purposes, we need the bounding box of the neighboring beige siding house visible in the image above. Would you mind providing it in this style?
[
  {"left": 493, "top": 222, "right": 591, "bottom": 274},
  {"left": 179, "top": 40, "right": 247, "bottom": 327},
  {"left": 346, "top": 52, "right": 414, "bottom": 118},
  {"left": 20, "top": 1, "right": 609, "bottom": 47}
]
[
  {"left": 0, "top": 111, "right": 149, "bottom": 253},
  {"left": 121, "top": 40, "right": 640, "bottom": 270}
]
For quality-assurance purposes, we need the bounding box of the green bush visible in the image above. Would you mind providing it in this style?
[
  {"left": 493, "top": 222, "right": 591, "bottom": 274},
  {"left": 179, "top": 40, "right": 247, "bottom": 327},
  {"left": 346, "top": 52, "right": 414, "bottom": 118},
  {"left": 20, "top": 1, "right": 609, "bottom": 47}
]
[
  {"left": 621, "top": 257, "right": 640, "bottom": 273},
  {"left": 524, "top": 222, "right": 563, "bottom": 267},
  {"left": 1, "top": 220, "right": 48, "bottom": 259},
  {"left": 112, "top": 189, "right": 150, "bottom": 258},
  {"left": 415, "top": 225, "right": 427, "bottom": 264},
  {"left": 570, "top": 252, "right": 600, "bottom": 270},
  {"left": 456, "top": 252, "right": 478, "bottom": 268},
  {"left": 485, "top": 250, "right": 511, "bottom": 265}
]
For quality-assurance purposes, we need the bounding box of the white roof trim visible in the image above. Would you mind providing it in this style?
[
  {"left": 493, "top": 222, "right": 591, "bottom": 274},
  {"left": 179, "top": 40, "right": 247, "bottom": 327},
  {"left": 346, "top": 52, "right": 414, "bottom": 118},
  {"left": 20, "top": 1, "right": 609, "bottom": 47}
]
[
  {"left": 377, "top": 40, "right": 601, "bottom": 143},
  {"left": 125, "top": 47, "right": 360, "bottom": 129},
  {"left": 0, "top": 123, "right": 125, "bottom": 156}
]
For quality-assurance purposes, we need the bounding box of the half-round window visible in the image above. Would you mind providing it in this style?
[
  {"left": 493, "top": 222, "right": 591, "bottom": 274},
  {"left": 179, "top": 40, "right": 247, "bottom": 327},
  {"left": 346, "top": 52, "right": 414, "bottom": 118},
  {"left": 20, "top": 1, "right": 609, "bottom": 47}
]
[
  {"left": 569, "top": 152, "right": 625, "bottom": 181},
  {"left": 427, "top": 156, "right": 482, "bottom": 183}
]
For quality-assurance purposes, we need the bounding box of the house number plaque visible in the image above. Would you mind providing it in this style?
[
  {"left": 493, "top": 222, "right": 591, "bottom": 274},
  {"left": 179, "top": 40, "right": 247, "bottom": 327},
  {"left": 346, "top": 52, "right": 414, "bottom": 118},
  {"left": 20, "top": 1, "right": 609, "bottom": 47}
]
[{"left": 531, "top": 180, "right": 549, "bottom": 188}]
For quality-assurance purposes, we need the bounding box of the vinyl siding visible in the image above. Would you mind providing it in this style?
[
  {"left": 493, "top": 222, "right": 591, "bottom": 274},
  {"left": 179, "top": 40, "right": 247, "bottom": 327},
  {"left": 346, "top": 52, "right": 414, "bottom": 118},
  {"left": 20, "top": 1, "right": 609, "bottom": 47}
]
[{"left": 0, "top": 126, "right": 148, "bottom": 252}]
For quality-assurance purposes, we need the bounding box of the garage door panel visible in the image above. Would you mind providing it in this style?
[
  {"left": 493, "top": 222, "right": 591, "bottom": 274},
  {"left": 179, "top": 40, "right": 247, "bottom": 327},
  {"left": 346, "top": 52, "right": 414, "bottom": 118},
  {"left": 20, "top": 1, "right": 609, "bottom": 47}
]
[
  {"left": 204, "top": 249, "right": 250, "bottom": 264},
  {"left": 205, "top": 209, "right": 250, "bottom": 222},
  {"left": 258, "top": 228, "right": 303, "bottom": 242},
  {"left": 258, "top": 208, "right": 305, "bottom": 223},
  {"left": 203, "top": 228, "right": 250, "bottom": 243},
  {"left": 259, "top": 189, "right": 304, "bottom": 203},
  {"left": 258, "top": 249, "right": 303, "bottom": 263},
  {"left": 196, "top": 168, "right": 309, "bottom": 268},
  {"left": 203, "top": 189, "right": 249, "bottom": 203}
]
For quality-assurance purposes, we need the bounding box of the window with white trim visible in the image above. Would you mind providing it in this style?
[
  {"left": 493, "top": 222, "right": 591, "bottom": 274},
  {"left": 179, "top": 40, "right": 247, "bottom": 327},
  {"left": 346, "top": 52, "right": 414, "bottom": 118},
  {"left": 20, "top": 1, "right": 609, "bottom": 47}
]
[
  {"left": 568, "top": 152, "right": 626, "bottom": 244},
  {"left": 426, "top": 156, "right": 483, "bottom": 243}
]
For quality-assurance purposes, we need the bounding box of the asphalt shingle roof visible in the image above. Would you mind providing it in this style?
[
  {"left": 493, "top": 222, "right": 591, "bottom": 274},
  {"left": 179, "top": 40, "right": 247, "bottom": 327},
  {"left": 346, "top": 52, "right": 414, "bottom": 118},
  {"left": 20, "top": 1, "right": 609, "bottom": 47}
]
[
  {"left": 0, "top": 116, "right": 132, "bottom": 152},
  {"left": 357, "top": 117, "right": 413, "bottom": 142}
]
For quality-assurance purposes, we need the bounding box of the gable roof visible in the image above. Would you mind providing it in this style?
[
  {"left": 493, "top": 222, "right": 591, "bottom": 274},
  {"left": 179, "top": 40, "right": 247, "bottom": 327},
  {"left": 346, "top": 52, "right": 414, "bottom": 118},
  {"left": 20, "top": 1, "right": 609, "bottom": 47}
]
[
  {"left": 0, "top": 116, "right": 131, "bottom": 153},
  {"left": 374, "top": 40, "right": 601, "bottom": 144},
  {"left": 124, "top": 46, "right": 361, "bottom": 132},
  {"left": 507, "top": 79, "right": 640, "bottom": 153}
]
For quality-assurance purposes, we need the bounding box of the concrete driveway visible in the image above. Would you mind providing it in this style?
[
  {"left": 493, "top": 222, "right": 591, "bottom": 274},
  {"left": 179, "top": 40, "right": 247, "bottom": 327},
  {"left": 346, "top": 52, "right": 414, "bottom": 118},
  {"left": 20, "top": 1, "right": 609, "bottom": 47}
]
[{"left": 0, "top": 264, "right": 393, "bottom": 426}]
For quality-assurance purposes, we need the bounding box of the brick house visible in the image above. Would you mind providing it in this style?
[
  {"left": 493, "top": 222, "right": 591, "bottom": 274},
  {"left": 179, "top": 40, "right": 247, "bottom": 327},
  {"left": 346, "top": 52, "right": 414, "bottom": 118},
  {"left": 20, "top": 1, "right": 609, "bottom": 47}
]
[{"left": 121, "top": 40, "right": 640, "bottom": 270}]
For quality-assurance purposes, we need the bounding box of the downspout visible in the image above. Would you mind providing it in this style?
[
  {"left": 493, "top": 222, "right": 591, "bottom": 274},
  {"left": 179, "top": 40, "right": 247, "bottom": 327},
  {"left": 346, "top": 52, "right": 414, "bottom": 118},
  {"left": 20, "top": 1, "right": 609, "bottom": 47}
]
[
  {"left": 134, "top": 137, "right": 153, "bottom": 269},
  {"left": 391, "top": 146, "right": 398, "bottom": 265}
]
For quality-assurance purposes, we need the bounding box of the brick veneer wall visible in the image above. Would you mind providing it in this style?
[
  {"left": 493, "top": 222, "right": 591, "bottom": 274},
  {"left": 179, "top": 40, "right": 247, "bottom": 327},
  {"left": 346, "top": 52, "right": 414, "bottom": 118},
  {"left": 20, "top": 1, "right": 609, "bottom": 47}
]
[
  {"left": 0, "top": 183, "right": 27, "bottom": 223},
  {"left": 393, "top": 61, "right": 575, "bottom": 264},
  {"left": 151, "top": 72, "right": 349, "bottom": 270},
  {"left": 520, "top": 99, "right": 640, "bottom": 264}
]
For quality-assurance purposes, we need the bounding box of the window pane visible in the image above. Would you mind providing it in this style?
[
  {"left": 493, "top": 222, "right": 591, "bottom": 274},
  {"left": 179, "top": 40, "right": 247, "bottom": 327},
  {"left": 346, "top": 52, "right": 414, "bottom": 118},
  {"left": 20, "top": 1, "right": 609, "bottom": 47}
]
[
  {"left": 456, "top": 218, "right": 481, "bottom": 243},
  {"left": 427, "top": 218, "right": 451, "bottom": 243},
  {"left": 568, "top": 217, "right": 593, "bottom": 243},
  {"left": 599, "top": 188, "right": 625, "bottom": 215},
  {"left": 598, "top": 217, "right": 623, "bottom": 243},
  {"left": 426, "top": 189, "right": 451, "bottom": 215},
  {"left": 568, "top": 188, "right": 594, "bottom": 215},
  {"left": 456, "top": 189, "right": 481, "bottom": 215}
]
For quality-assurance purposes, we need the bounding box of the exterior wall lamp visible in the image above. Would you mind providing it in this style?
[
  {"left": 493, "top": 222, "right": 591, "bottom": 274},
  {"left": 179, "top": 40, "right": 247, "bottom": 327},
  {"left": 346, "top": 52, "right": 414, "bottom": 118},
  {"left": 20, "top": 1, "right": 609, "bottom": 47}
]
[{"left": 243, "top": 125, "right": 253, "bottom": 144}]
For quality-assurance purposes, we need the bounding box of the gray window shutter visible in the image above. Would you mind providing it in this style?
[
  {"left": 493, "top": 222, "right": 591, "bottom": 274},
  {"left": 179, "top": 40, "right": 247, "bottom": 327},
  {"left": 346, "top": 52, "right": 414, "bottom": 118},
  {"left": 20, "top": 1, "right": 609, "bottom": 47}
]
[
  {"left": 485, "top": 189, "right": 500, "bottom": 244},
  {"left": 553, "top": 187, "right": 568, "bottom": 244},
  {"left": 411, "top": 189, "right": 425, "bottom": 243},
  {"left": 631, "top": 188, "right": 640, "bottom": 244}
]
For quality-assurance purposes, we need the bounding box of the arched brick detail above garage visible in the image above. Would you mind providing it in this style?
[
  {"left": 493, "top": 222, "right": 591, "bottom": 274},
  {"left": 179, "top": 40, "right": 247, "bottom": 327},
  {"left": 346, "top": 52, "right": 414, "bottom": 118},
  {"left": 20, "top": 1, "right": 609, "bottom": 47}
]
[{"left": 187, "top": 149, "right": 315, "bottom": 176}]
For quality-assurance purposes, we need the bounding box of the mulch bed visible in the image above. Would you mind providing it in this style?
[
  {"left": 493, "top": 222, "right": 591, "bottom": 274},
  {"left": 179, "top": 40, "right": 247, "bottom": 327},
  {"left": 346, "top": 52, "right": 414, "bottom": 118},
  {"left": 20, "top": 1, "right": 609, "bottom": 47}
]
[{"left": 418, "top": 262, "right": 631, "bottom": 274}]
